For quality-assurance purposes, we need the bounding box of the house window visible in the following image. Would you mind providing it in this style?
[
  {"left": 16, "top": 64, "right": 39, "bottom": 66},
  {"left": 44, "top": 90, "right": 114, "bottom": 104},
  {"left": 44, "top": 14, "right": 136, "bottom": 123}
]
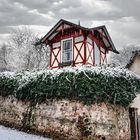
[
  {"left": 62, "top": 39, "right": 72, "bottom": 63},
  {"left": 94, "top": 42, "right": 100, "bottom": 65}
]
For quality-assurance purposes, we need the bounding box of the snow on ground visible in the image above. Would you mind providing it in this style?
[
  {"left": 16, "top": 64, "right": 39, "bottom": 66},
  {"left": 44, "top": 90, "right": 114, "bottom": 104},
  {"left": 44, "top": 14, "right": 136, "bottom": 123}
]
[{"left": 0, "top": 125, "right": 51, "bottom": 140}]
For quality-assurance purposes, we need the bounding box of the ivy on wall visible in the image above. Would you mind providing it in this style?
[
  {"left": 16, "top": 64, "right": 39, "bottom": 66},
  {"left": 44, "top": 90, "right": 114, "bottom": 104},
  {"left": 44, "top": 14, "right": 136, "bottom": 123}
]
[{"left": 0, "top": 66, "right": 140, "bottom": 107}]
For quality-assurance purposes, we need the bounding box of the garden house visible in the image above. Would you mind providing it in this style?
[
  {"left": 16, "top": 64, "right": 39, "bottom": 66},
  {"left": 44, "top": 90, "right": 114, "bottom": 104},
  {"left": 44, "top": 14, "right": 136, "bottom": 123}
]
[{"left": 36, "top": 19, "right": 119, "bottom": 69}]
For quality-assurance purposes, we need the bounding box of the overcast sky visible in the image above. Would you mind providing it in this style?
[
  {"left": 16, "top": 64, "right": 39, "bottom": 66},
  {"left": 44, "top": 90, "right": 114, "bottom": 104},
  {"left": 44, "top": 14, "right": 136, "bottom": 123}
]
[{"left": 0, "top": 0, "right": 140, "bottom": 50}]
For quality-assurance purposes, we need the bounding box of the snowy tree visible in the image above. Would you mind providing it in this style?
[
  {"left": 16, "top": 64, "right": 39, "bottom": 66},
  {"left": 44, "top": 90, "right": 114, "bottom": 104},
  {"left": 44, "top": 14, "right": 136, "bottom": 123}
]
[
  {"left": 33, "top": 38, "right": 50, "bottom": 70},
  {"left": 8, "top": 26, "right": 36, "bottom": 71},
  {"left": 8, "top": 26, "right": 49, "bottom": 71},
  {"left": 0, "top": 43, "right": 9, "bottom": 71},
  {"left": 109, "top": 45, "right": 140, "bottom": 66}
]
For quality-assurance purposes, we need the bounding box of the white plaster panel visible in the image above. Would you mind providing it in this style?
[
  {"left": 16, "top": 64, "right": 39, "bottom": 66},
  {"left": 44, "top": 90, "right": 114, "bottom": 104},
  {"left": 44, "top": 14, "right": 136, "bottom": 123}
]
[
  {"left": 74, "top": 43, "right": 84, "bottom": 63},
  {"left": 53, "top": 42, "right": 60, "bottom": 48},
  {"left": 87, "top": 37, "right": 92, "bottom": 45},
  {"left": 75, "top": 36, "right": 84, "bottom": 43}
]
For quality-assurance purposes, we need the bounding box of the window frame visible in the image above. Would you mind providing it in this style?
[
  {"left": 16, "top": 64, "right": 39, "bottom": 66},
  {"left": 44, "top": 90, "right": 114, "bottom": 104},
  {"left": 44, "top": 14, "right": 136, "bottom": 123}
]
[{"left": 61, "top": 37, "right": 73, "bottom": 63}]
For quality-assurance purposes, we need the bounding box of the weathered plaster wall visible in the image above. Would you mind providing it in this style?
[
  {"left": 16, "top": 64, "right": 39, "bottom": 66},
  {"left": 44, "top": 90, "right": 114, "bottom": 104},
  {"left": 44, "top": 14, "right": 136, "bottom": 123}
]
[
  {"left": 128, "top": 55, "right": 140, "bottom": 115},
  {"left": 131, "top": 94, "right": 140, "bottom": 115},
  {"left": 0, "top": 95, "right": 130, "bottom": 140},
  {"left": 129, "top": 55, "right": 140, "bottom": 75}
]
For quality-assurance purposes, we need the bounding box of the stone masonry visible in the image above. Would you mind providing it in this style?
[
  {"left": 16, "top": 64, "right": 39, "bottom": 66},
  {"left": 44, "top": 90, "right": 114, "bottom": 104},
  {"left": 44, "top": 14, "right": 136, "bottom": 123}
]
[{"left": 0, "top": 95, "right": 130, "bottom": 140}]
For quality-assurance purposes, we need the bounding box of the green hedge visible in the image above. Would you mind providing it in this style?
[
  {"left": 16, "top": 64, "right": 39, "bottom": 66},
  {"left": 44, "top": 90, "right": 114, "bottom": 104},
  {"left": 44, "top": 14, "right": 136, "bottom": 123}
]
[
  {"left": 0, "top": 72, "right": 19, "bottom": 97},
  {"left": 0, "top": 66, "right": 140, "bottom": 107}
]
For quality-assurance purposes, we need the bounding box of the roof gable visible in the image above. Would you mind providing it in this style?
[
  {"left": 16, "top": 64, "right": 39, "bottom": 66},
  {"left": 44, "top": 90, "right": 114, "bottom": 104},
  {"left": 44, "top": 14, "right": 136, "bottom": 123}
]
[
  {"left": 90, "top": 26, "right": 119, "bottom": 53},
  {"left": 41, "top": 19, "right": 88, "bottom": 43},
  {"left": 36, "top": 19, "right": 118, "bottom": 53}
]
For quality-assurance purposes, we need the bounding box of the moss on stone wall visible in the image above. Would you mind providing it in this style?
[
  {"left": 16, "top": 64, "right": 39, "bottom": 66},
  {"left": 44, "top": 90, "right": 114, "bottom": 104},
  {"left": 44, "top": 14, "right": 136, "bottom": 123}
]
[{"left": 0, "top": 96, "right": 131, "bottom": 140}]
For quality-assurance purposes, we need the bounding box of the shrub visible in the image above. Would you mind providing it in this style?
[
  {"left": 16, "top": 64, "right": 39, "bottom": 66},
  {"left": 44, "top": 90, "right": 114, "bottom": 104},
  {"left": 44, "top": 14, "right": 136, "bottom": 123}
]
[{"left": 0, "top": 66, "right": 140, "bottom": 107}]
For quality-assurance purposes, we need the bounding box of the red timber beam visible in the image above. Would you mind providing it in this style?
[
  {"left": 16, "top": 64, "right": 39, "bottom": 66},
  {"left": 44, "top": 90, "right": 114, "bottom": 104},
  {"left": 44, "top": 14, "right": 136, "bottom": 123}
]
[
  {"left": 83, "top": 35, "right": 87, "bottom": 64},
  {"left": 73, "top": 29, "right": 85, "bottom": 65},
  {"left": 87, "top": 33, "right": 95, "bottom": 65},
  {"left": 83, "top": 30, "right": 89, "bottom": 64},
  {"left": 50, "top": 45, "right": 52, "bottom": 67},
  {"left": 73, "top": 36, "right": 75, "bottom": 66},
  {"left": 86, "top": 42, "right": 94, "bottom": 65},
  {"left": 74, "top": 42, "right": 84, "bottom": 63}
]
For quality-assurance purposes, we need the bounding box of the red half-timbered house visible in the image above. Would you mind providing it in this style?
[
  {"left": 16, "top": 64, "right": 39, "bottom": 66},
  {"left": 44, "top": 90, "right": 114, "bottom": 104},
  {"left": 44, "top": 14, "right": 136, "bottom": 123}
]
[{"left": 36, "top": 19, "right": 119, "bottom": 69}]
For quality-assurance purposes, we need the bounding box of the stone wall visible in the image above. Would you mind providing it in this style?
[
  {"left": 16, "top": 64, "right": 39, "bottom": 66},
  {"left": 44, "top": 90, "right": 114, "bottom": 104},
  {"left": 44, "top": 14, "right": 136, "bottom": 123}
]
[{"left": 0, "top": 95, "right": 130, "bottom": 140}]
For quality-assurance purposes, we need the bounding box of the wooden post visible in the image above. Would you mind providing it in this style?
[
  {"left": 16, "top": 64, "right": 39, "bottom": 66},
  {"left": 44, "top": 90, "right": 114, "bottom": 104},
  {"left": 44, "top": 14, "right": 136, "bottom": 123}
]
[{"left": 129, "top": 107, "right": 139, "bottom": 140}]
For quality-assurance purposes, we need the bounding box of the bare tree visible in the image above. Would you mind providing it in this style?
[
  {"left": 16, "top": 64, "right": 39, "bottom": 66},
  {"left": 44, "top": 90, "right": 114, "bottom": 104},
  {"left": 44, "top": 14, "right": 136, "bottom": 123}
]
[{"left": 109, "top": 45, "right": 140, "bottom": 66}]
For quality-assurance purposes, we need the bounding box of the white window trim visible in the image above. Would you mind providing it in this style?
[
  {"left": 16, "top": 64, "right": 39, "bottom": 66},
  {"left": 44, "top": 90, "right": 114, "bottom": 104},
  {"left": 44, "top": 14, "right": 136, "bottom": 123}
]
[{"left": 61, "top": 37, "right": 73, "bottom": 63}]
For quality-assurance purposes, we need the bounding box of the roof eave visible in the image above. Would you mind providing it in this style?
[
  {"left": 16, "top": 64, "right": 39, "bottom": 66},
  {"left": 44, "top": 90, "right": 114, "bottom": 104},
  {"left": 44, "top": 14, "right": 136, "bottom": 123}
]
[
  {"left": 91, "top": 26, "right": 119, "bottom": 54},
  {"left": 40, "top": 19, "right": 89, "bottom": 45},
  {"left": 112, "top": 49, "right": 119, "bottom": 54}
]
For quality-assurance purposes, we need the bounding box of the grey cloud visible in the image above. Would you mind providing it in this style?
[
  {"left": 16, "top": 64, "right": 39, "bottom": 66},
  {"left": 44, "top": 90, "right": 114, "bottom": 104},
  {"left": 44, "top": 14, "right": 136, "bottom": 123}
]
[
  {"left": 0, "top": 0, "right": 135, "bottom": 27},
  {"left": 0, "top": 26, "right": 12, "bottom": 34},
  {"left": 0, "top": 0, "right": 140, "bottom": 49},
  {"left": 0, "top": 0, "right": 55, "bottom": 27}
]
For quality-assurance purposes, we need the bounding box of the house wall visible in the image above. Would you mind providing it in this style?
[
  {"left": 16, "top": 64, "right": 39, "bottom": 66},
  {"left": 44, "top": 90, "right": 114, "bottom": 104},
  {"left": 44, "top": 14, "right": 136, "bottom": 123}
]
[
  {"left": 0, "top": 95, "right": 130, "bottom": 140},
  {"left": 94, "top": 42, "right": 100, "bottom": 65},
  {"left": 74, "top": 36, "right": 84, "bottom": 64},
  {"left": 129, "top": 55, "right": 140, "bottom": 115},
  {"left": 50, "top": 35, "right": 85, "bottom": 68},
  {"left": 129, "top": 55, "right": 140, "bottom": 75},
  {"left": 100, "top": 47, "right": 107, "bottom": 64},
  {"left": 86, "top": 37, "right": 94, "bottom": 65},
  {"left": 131, "top": 95, "right": 140, "bottom": 115},
  {"left": 50, "top": 33, "right": 108, "bottom": 68},
  {"left": 50, "top": 42, "right": 61, "bottom": 68}
]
